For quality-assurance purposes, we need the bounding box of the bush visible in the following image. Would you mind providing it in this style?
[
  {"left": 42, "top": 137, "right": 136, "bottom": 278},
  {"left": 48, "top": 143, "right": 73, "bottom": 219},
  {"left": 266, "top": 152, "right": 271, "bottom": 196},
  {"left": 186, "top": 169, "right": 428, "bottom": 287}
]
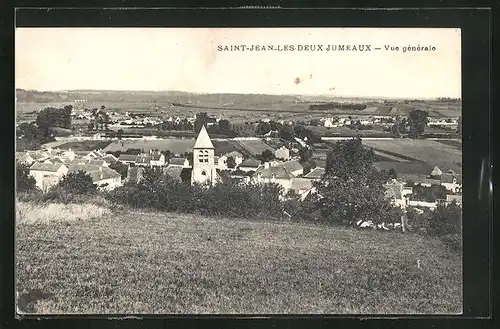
[
  {"left": 429, "top": 201, "right": 462, "bottom": 236},
  {"left": 57, "top": 171, "right": 96, "bottom": 195},
  {"left": 106, "top": 167, "right": 285, "bottom": 220},
  {"left": 440, "top": 234, "right": 462, "bottom": 254},
  {"left": 16, "top": 162, "right": 37, "bottom": 192}
]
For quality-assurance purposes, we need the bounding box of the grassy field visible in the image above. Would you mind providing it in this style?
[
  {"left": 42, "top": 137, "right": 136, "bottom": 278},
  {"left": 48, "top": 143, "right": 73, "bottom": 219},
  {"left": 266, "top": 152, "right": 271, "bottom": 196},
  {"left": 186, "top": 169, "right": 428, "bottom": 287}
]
[
  {"left": 102, "top": 139, "right": 196, "bottom": 155},
  {"left": 16, "top": 202, "right": 462, "bottom": 314},
  {"left": 361, "top": 139, "right": 462, "bottom": 174},
  {"left": 235, "top": 139, "right": 276, "bottom": 156},
  {"left": 58, "top": 140, "right": 112, "bottom": 151}
]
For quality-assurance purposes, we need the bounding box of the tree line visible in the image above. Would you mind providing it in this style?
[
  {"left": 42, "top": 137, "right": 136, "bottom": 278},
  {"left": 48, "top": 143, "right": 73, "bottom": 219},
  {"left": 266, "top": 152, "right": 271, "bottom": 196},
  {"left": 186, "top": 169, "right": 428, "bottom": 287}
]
[{"left": 17, "top": 105, "right": 73, "bottom": 150}]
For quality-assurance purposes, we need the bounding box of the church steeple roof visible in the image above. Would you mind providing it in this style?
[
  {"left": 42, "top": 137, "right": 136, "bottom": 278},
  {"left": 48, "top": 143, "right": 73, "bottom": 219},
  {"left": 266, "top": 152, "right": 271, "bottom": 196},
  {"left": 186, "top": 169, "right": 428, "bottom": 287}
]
[{"left": 193, "top": 125, "right": 214, "bottom": 149}]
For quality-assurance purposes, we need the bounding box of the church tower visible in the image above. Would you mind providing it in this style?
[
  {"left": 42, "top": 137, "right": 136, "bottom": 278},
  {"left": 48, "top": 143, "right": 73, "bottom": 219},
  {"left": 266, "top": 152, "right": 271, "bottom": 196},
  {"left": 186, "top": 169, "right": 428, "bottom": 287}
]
[{"left": 191, "top": 125, "right": 217, "bottom": 186}]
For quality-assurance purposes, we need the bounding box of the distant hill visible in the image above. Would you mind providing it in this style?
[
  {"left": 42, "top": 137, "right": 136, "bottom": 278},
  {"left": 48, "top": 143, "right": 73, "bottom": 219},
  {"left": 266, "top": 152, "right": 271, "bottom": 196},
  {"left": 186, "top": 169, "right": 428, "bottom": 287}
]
[{"left": 16, "top": 89, "right": 307, "bottom": 105}]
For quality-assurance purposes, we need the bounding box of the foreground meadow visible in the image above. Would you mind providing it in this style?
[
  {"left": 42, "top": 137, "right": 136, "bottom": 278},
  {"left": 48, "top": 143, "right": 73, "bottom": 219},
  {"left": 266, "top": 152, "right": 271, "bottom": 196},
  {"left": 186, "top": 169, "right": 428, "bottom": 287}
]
[{"left": 15, "top": 202, "right": 462, "bottom": 315}]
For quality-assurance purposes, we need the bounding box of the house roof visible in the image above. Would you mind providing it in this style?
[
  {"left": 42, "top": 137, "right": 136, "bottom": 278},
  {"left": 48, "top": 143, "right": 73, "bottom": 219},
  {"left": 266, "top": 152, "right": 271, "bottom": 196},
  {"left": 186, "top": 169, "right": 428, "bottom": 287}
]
[
  {"left": 193, "top": 125, "right": 214, "bottom": 149},
  {"left": 254, "top": 166, "right": 294, "bottom": 180},
  {"left": 169, "top": 157, "right": 188, "bottom": 166},
  {"left": 135, "top": 155, "right": 152, "bottom": 164},
  {"left": 224, "top": 151, "right": 243, "bottom": 158},
  {"left": 304, "top": 167, "right": 325, "bottom": 179},
  {"left": 16, "top": 152, "right": 33, "bottom": 162},
  {"left": 30, "top": 162, "right": 66, "bottom": 172},
  {"left": 102, "top": 155, "right": 117, "bottom": 164},
  {"left": 239, "top": 158, "right": 261, "bottom": 168},
  {"left": 441, "top": 173, "right": 461, "bottom": 184},
  {"left": 69, "top": 165, "right": 121, "bottom": 182},
  {"left": 383, "top": 179, "right": 404, "bottom": 199},
  {"left": 26, "top": 151, "right": 45, "bottom": 160},
  {"left": 87, "top": 159, "right": 106, "bottom": 166},
  {"left": 430, "top": 166, "right": 443, "bottom": 176},
  {"left": 446, "top": 194, "right": 462, "bottom": 202},
  {"left": 151, "top": 153, "right": 163, "bottom": 161},
  {"left": 290, "top": 178, "right": 314, "bottom": 191},
  {"left": 277, "top": 160, "right": 303, "bottom": 173},
  {"left": 74, "top": 151, "right": 92, "bottom": 157},
  {"left": 119, "top": 154, "right": 138, "bottom": 161}
]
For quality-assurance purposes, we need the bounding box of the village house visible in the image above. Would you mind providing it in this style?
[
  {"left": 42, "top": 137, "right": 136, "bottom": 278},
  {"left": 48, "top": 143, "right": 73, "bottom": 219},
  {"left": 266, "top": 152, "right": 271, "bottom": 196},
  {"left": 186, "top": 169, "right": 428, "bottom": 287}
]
[
  {"left": 289, "top": 178, "right": 315, "bottom": 197},
  {"left": 428, "top": 166, "right": 462, "bottom": 193},
  {"left": 223, "top": 151, "right": 244, "bottom": 166},
  {"left": 150, "top": 152, "right": 166, "bottom": 167},
  {"left": 238, "top": 158, "right": 261, "bottom": 172},
  {"left": 16, "top": 152, "right": 35, "bottom": 165},
  {"left": 135, "top": 154, "right": 153, "bottom": 167},
  {"left": 29, "top": 163, "right": 69, "bottom": 191},
  {"left": 252, "top": 163, "right": 294, "bottom": 193},
  {"left": 168, "top": 157, "right": 190, "bottom": 168},
  {"left": 102, "top": 154, "right": 118, "bottom": 166},
  {"left": 274, "top": 146, "right": 291, "bottom": 161},
  {"left": 68, "top": 164, "right": 122, "bottom": 190},
  {"left": 445, "top": 194, "right": 462, "bottom": 205},
  {"left": 61, "top": 149, "right": 76, "bottom": 162},
  {"left": 118, "top": 154, "right": 138, "bottom": 165},
  {"left": 87, "top": 159, "right": 109, "bottom": 167},
  {"left": 214, "top": 155, "right": 228, "bottom": 170},
  {"left": 277, "top": 159, "right": 304, "bottom": 177},
  {"left": 303, "top": 167, "right": 325, "bottom": 180},
  {"left": 384, "top": 179, "right": 411, "bottom": 209}
]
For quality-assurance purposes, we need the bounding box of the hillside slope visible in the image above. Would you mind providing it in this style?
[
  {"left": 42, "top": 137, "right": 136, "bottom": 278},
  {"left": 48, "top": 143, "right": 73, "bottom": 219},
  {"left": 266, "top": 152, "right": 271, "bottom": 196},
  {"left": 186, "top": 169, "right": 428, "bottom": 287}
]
[{"left": 16, "top": 204, "right": 462, "bottom": 314}]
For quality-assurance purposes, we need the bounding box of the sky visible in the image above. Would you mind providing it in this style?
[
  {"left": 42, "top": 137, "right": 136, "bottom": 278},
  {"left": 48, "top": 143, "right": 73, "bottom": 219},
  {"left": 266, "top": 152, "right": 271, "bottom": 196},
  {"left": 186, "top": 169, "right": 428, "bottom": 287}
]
[{"left": 15, "top": 28, "right": 461, "bottom": 98}]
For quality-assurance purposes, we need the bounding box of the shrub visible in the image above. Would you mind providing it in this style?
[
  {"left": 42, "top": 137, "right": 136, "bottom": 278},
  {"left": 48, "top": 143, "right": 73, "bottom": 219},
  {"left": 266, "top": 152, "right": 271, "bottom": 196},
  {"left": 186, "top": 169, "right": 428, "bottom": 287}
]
[
  {"left": 57, "top": 171, "right": 96, "bottom": 195},
  {"left": 16, "top": 162, "right": 37, "bottom": 192},
  {"left": 429, "top": 201, "right": 462, "bottom": 236},
  {"left": 440, "top": 234, "right": 462, "bottom": 254},
  {"left": 106, "top": 168, "right": 285, "bottom": 220}
]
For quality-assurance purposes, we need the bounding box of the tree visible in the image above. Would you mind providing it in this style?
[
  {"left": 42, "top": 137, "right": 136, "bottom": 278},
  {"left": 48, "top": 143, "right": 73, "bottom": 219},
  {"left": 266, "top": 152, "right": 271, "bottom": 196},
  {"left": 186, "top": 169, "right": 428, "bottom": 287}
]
[
  {"left": 109, "top": 161, "right": 129, "bottom": 180},
  {"left": 315, "top": 138, "right": 401, "bottom": 225},
  {"left": 117, "top": 129, "right": 124, "bottom": 139},
  {"left": 324, "top": 138, "right": 376, "bottom": 179},
  {"left": 57, "top": 171, "right": 96, "bottom": 194},
  {"left": 298, "top": 147, "right": 312, "bottom": 163},
  {"left": 407, "top": 109, "right": 428, "bottom": 138},
  {"left": 255, "top": 122, "right": 271, "bottom": 135},
  {"left": 258, "top": 149, "right": 275, "bottom": 162},
  {"left": 278, "top": 125, "right": 294, "bottom": 141},
  {"left": 160, "top": 150, "right": 172, "bottom": 162},
  {"left": 16, "top": 162, "right": 37, "bottom": 192},
  {"left": 429, "top": 201, "right": 462, "bottom": 236},
  {"left": 194, "top": 112, "right": 209, "bottom": 133},
  {"left": 218, "top": 119, "right": 231, "bottom": 135},
  {"left": 390, "top": 122, "right": 401, "bottom": 137},
  {"left": 388, "top": 168, "right": 397, "bottom": 180},
  {"left": 226, "top": 156, "right": 236, "bottom": 169},
  {"left": 35, "top": 106, "right": 72, "bottom": 134}
]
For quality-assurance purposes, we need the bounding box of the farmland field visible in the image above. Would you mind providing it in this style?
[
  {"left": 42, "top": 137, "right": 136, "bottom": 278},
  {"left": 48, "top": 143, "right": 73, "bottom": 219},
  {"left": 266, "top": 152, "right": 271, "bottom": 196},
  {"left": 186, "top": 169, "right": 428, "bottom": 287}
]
[
  {"left": 16, "top": 202, "right": 462, "bottom": 314},
  {"left": 235, "top": 139, "right": 276, "bottom": 156},
  {"left": 102, "top": 138, "right": 195, "bottom": 155},
  {"left": 57, "top": 140, "right": 112, "bottom": 151},
  {"left": 323, "top": 138, "right": 462, "bottom": 176},
  {"left": 360, "top": 139, "right": 462, "bottom": 175},
  {"left": 434, "top": 139, "right": 462, "bottom": 150}
]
